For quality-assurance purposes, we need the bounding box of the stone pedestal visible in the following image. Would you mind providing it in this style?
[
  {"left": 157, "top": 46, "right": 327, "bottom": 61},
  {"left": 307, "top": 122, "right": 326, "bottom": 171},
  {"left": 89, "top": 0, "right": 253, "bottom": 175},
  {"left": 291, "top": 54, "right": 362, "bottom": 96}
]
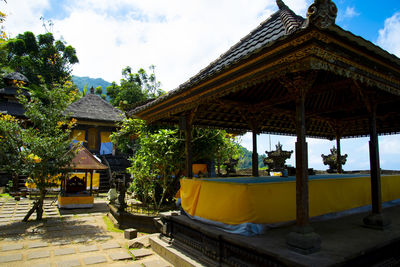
[
  {"left": 286, "top": 225, "right": 321, "bottom": 254},
  {"left": 363, "top": 213, "right": 391, "bottom": 230},
  {"left": 124, "top": 228, "right": 138, "bottom": 239}
]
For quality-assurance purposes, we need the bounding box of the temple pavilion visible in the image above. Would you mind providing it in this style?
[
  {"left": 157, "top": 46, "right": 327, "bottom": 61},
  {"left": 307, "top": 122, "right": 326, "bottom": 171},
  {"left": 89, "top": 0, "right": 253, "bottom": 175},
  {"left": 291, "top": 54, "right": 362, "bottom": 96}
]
[
  {"left": 129, "top": 0, "right": 400, "bottom": 262},
  {"left": 66, "top": 87, "right": 125, "bottom": 155}
]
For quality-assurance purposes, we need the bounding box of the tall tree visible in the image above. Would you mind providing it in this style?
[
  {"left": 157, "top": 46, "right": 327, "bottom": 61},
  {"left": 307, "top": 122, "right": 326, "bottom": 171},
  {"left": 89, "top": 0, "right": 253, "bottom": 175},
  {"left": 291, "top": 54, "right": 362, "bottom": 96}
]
[
  {"left": 0, "top": 9, "right": 6, "bottom": 43},
  {"left": 0, "top": 7, "right": 13, "bottom": 84},
  {"left": 0, "top": 81, "right": 79, "bottom": 221},
  {"left": 106, "top": 66, "right": 164, "bottom": 110},
  {"left": 5, "top": 31, "right": 78, "bottom": 86}
]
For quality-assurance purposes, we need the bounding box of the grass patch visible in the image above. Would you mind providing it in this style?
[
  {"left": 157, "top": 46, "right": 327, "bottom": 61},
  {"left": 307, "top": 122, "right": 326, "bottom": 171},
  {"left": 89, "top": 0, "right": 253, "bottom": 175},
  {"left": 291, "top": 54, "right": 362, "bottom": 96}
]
[
  {"left": 0, "top": 193, "right": 11, "bottom": 198},
  {"left": 103, "top": 215, "right": 124, "bottom": 233}
]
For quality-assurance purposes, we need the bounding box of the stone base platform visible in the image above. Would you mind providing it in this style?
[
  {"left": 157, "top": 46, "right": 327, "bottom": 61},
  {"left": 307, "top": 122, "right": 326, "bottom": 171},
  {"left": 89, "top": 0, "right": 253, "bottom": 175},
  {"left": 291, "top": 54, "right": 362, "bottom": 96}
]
[{"left": 159, "top": 204, "right": 400, "bottom": 266}]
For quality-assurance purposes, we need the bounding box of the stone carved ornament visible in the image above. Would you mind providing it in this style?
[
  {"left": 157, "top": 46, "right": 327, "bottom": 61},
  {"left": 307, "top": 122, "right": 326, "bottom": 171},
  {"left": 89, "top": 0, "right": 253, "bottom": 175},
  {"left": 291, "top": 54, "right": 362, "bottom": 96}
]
[{"left": 304, "top": 0, "right": 338, "bottom": 29}]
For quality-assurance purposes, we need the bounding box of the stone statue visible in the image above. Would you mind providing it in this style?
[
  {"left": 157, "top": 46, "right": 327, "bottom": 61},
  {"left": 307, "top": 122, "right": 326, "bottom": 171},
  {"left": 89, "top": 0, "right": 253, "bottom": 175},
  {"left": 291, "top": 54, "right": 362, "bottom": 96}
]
[
  {"left": 223, "top": 158, "right": 239, "bottom": 176},
  {"left": 263, "top": 142, "right": 293, "bottom": 175},
  {"left": 321, "top": 146, "right": 347, "bottom": 173}
]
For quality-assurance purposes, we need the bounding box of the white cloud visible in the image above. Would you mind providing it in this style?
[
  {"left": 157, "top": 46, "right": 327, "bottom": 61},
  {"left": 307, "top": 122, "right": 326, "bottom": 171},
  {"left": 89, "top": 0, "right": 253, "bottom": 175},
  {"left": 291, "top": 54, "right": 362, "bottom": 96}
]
[
  {"left": 1, "top": 0, "right": 310, "bottom": 89},
  {"left": 344, "top": 7, "right": 360, "bottom": 19},
  {"left": 1, "top": 0, "right": 49, "bottom": 37},
  {"left": 377, "top": 12, "right": 400, "bottom": 57},
  {"left": 379, "top": 136, "right": 400, "bottom": 155}
]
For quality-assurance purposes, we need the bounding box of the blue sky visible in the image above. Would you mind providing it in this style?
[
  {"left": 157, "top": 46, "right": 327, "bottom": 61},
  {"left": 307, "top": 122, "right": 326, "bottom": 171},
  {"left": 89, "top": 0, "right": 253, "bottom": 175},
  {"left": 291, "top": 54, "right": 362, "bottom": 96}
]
[{"left": 1, "top": 0, "right": 400, "bottom": 170}]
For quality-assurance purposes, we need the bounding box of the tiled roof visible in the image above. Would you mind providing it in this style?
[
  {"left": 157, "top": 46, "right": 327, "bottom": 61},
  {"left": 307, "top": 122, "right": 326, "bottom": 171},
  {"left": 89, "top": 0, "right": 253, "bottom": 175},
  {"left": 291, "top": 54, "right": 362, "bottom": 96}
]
[
  {"left": 66, "top": 93, "right": 125, "bottom": 122},
  {"left": 3, "top": 72, "right": 29, "bottom": 83},
  {"left": 0, "top": 101, "right": 25, "bottom": 117},
  {"left": 130, "top": 2, "right": 304, "bottom": 116},
  {"left": 0, "top": 87, "right": 30, "bottom": 96}
]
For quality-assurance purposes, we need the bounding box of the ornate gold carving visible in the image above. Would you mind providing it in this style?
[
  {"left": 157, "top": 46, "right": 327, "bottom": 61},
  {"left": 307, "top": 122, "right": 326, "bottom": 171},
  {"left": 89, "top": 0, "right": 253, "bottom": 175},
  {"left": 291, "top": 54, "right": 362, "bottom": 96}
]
[
  {"left": 304, "top": 0, "right": 338, "bottom": 29},
  {"left": 279, "top": 71, "right": 318, "bottom": 97}
]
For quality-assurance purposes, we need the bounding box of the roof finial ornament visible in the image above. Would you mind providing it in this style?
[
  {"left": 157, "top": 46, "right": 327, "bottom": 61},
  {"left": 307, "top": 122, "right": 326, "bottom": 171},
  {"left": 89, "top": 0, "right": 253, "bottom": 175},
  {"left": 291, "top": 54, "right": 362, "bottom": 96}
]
[
  {"left": 277, "top": 0, "right": 303, "bottom": 34},
  {"left": 304, "top": 0, "right": 337, "bottom": 29},
  {"left": 276, "top": 0, "right": 287, "bottom": 9}
]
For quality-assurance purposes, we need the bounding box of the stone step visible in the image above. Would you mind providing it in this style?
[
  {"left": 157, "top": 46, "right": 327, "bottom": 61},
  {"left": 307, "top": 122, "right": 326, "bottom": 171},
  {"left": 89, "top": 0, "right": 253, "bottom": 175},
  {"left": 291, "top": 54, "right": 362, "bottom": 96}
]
[{"left": 149, "top": 236, "right": 204, "bottom": 267}]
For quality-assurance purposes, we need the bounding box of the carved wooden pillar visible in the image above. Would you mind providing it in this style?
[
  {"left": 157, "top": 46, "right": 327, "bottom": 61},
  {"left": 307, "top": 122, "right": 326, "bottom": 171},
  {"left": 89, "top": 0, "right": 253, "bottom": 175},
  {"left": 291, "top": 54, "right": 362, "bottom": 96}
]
[
  {"left": 336, "top": 136, "right": 342, "bottom": 174},
  {"left": 369, "top": 105, "right": 381, "bottom": 214},
  {"left": 281, "top": 72, "right": 321, "bottom": 254},
  {"left": 180, "top": 110, "right": 196, "bottom": 178},
  {"left": 89, "top": 170, "right": 93, "bottom": 196},
  {"left": 185, "top": 114, "right": 194, "bottom": 178},
  {"left": 295, "top": 95, "right": 309, "bottom": 227},
  {"left": 252, "top": 130, "right": 259, "bottom": 177},
  {"left": 363, "top": 103, "right": 390, "bottom": 229}
]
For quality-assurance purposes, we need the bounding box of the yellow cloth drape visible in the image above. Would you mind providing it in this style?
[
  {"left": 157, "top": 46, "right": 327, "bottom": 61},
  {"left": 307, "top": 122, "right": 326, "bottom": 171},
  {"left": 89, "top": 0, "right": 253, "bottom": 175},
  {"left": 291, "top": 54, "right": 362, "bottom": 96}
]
[
  {"left": 180, "top": 175, "right": 400, "bottom": 225},
  {"left": 25, "top": 173, "right": 100, "bottom": 189},
  {"left": 71, "top": 129, "right": 85, "bottom": 142},
  {"left": 100, "top": 131, "right": 111, "bottom": 143}
]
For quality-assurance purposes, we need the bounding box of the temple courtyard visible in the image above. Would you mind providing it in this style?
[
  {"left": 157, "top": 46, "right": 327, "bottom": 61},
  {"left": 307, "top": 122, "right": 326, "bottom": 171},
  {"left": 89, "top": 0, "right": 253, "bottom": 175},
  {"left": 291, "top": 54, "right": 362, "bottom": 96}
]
[{"left": 0, "top": 197, "right": 171, "bottom": 267}]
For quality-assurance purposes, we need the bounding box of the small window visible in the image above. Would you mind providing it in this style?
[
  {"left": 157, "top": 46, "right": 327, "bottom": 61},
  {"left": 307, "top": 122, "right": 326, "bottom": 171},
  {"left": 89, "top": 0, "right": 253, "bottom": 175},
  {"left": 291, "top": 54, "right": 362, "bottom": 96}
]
[{"left": 88, "top": 128, "right": 98, "bottom": 150}]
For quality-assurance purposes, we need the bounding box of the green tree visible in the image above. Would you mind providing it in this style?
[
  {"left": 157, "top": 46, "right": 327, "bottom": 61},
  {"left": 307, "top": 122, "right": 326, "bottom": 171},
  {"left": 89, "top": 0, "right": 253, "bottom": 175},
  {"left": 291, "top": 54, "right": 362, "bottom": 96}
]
[
  {"left": 237, "top": 146, "right": 266, "bottom": 170},
  {"left": 4, "top": 31, "right": 78, "bottom": 87},
  {"left": 0, "top": 81, "right": 79, "bottom": 221},
  {"left": 95, "top": 85, "right": 102, "bottom": 95},
  {"left": 0, "top": 9, "right": 7, "bottom": 43},
  {"left": 106, "top": 66, "right": 164, "bottom": 110},
  {"left": 0, "top": 8, "right": 14, "bottom": 85},
  {"left": 82, "top": 84, "right": 88, "bottom": 96},
  {"left": 111, "top": 118, "right": 242, "bottom": 211},
  {"left": 128, "top": 128, "right": 184, "bottom": 210},
  {"left": 95, "top": 85, "right": 106, "bottom": 100}
]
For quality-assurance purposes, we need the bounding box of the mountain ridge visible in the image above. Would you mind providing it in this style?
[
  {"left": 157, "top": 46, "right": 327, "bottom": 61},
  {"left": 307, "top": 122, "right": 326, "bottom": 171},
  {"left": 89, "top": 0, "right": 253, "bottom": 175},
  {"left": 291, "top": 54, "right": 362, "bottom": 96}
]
[{"left": 72, "top": 75, "right": 111, "bottom": 93}]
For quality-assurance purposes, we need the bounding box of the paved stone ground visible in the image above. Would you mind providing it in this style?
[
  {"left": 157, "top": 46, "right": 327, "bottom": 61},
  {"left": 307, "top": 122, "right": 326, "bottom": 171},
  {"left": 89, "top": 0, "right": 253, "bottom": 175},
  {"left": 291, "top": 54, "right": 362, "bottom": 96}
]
[{"left": 0, "top": 197, "right": 172, "bottom": 267}]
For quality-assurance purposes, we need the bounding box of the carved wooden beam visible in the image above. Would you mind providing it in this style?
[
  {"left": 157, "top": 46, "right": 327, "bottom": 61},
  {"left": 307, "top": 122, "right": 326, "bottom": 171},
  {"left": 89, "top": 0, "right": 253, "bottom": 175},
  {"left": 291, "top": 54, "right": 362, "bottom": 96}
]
[
  {"left": 353, "top": 81, "right": 377, "bottom": 114},
  {"left": 195, "top": 110, "right": 243, "bottom": 120},
  {"left": 214, "top": 95, "right": 296, "bottom": 113},
  {"left": 279, "top": 71, "right": 318, "bottom": 98},
  {"left": 308, "top": 79, "right": 353, "bottom": 96}
]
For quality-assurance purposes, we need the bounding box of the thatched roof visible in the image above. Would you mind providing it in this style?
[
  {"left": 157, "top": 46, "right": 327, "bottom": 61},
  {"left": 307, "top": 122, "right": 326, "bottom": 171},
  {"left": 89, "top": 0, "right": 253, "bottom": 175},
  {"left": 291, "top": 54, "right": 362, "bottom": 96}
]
[
  {"left": 66, "top": 93, "right": 125, "bottom": 123},
  {"left": 3, "top": 72, "right": 29, "bottom": 84}
]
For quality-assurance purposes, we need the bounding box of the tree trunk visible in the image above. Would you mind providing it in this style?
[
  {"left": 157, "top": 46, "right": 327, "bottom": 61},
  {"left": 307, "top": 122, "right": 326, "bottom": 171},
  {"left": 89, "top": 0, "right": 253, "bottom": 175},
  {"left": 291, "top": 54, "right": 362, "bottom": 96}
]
[
  {"left": 36, "top": 197, "right": 44, "bottom": 220},
  {"left": 23, "top": 200, "right": 39, "bottom": 222},
  {"left": 217, "top": 159, "right": 221, "bottom": 176},
  {"left": 25, "top": 189, "right": 46, "bottom": 221},
  {"left": 22, "top": 188, "right": 45, "bottom": 221},
  {"left": 12, "top": 173, "right": 19, "bottom": 192}
]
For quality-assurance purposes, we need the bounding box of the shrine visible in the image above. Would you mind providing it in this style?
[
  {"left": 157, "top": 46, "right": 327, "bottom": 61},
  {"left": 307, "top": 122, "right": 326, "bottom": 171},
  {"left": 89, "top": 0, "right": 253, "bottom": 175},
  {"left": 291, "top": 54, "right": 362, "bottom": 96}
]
[
  {"left": 263, "top": 142, "right": 293, "bottom": 175},
  {"left": 58, "top": 145, "right": 108, "bottom": 209},
  {"left": 129, "top": 0, "right": 400, "bottom": 264},
  {"left": 321, "top": 146, "right": 348, "bottom": 173}
]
